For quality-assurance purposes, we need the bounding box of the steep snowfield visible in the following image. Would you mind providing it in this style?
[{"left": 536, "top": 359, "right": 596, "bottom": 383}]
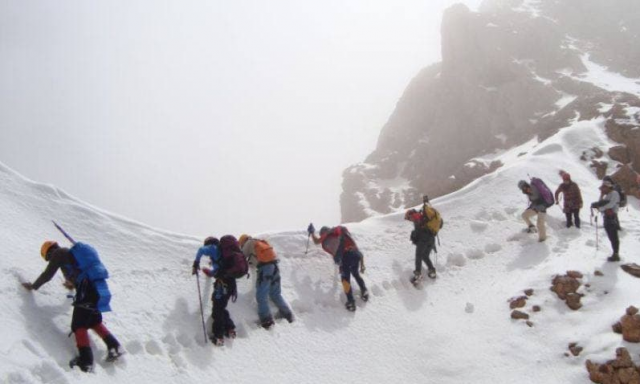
[{"left": 1, "top": 119, "right": 639, "bottom": 384}]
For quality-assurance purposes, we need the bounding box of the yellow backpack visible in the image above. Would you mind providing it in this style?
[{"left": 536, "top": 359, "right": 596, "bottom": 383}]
[{"left": 422, "top": 204, "right": 444, "bottom": 235}]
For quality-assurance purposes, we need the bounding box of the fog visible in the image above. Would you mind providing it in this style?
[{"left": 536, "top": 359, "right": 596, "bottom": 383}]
[{"left": 0, "top": 0, "right": 482, "bottom": 237}]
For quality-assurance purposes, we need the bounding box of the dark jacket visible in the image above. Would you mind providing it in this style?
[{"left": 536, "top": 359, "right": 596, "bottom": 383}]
[
  {"left": 32, "top": 247, "right": 78, "bottom": 290},
  {"left": 555, "top": 181, "right": 583, "bottom": 211}
]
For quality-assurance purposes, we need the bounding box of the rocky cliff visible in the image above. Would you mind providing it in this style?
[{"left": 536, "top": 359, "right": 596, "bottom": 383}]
[{"left": 341, "top": 0, "right": 640, "bottom": 223}]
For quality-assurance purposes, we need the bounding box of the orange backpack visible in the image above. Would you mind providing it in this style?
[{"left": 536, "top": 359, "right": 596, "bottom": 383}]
[{"left": 254, "top": 240, "right": 277, "bottom": 264}]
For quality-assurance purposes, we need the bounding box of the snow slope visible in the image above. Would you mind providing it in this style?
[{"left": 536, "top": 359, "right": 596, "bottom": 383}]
[{"left": 1, "top": 118, "right": 640, "bottom": 384}]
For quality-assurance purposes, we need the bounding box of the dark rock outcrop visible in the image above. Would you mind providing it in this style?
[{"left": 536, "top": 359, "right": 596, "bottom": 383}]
[
  {"left": 341, "top": 0, "right": 640, "bottom": 222},
  {"left": 586, "top": 348, "right": 640, "bottom": 384}
]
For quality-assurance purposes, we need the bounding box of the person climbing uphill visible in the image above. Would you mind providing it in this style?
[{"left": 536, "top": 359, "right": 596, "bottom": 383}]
[
  {"left": 192, "top": 236, "right": 237, "bottom": 346},
  {"left": 555, "top": 171, "right": 583, "bottom": 229},
  {"left": 591, "top": 180, "right": 622, "bottom": 262},
  {"left": 22, "top": 241, "right": 122, "bottom": 372},
  {"left": 405, "top": 195, "right": 442, "bottom": 285},
  {"left": 307, "top": 224, "right": 368, "bottom": 312},
  {"left": 518, "top": 178, "right": 551, "bottom": 242},
  {"left": 239, "top": 234, "right": 293, "bottom": 329}
]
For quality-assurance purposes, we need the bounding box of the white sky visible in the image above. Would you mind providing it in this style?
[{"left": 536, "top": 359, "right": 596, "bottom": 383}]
[{"left": 0, "top": 0, "right": 482, "bottom": 237}]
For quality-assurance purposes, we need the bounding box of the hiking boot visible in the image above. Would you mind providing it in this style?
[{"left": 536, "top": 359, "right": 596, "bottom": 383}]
[
  {"left": 607, "top": 254, "right": 621, "bottom": 262},
  {"left": 410, "top": 271, "right": 423, "bottom": 285},
  {"left": 345, "top": 301, "right": 356, "bottom": 312},
  {"left": 211, "top": 337, "right": 225, "bottom": 346},
  {"left": 525, "top": 225, "right": 537, "bottom": 234},
  {"left": 427, "top": 269, "right": 437, "bottom": 279},
  {"left": 69, "top": 347, "right": 93, "bottom": 372},
  {"left": 106, "top": 346, "right": 124, "bottom": 362},
  {"left": 361, "top": 290, "right": 369, "bottom": 302},
  {"left": 283, "top": 312, "right": 294, "bottom": 323},
  {"left": 538, "top": 237, "right": 547, "bottom": 243},
  {"left": 261, "top": 320, "right": 275, "bottom": 330},
  {"left": 225, "top": 328, "right": 237, "bottom": 338}
]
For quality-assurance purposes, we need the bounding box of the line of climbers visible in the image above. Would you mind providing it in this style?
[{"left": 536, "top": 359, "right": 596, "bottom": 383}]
[
  {"left": 517, "top": 171, "right": 627, "bottom": 261},
  {"left": 19, "top": 171, "right": 630, "bottom": 372}
]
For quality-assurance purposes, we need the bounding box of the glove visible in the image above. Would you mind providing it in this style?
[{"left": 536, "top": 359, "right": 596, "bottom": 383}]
[
  {"left": 307, "top": 223, "right": 315, "bottom": 235},
  {"left": 590, "top": 202, "right": 598, "bottom": 209},
  {"left": 192, "top": 261, "right": 200, "bottom": 275},
  {"left": 22, "top": 282, "right": 34, "bottom": 291},
  {"left": 62, "top": 280, "right": 74, "bottom": 290}
]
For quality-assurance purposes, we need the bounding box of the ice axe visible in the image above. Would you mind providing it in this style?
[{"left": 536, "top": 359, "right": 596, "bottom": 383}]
[
  {"left": 194, "top": 273, "right": 208, "bottom": 344},
  {"left": 52, "top": 221, "right": 76, "bottom": 245}
]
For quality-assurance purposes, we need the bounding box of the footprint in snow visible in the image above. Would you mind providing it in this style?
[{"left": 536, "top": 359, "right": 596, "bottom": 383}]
[
  {"left": 484, "top": 243, "right": 502, "bottom": 254},
  {"left": 446, "top": 253, "right": 467, "bottom": 267},
  {"left": 470, "top": 220, "right": 489, "bottom": 233},
  {"left": 126, "top": 340, "right": 144, "bottom": 355},
  {"left": 370, "top": 285, "right": 384, "bottom": 297},
  {"left": 145, "top": 340, "right": 164, "bottom": 356},
  {"left": 466, "top": 249, "right": 485, "bottom": 260},
  {"left": 504, "top": 207, "right": 519, "bottom": 215},
  {"left": 491, "top": 211, "right": 508, "bottom": 221}
]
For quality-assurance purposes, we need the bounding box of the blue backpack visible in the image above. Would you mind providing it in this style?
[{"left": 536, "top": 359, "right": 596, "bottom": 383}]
[{"left": 69, "top": 242, "right": 112, "bottom": 312}]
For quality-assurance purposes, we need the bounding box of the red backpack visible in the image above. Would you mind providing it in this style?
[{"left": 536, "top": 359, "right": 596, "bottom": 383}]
[{"left": 219, "top": 235, "right": 248, "bottom": 279}]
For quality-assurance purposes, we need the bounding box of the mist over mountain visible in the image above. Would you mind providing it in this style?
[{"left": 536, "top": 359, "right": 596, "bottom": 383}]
[{"left": 341, "top": 0, "right": 640, "bottom": 223}]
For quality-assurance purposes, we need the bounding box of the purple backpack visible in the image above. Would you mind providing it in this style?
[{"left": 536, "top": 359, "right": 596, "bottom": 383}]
[
  {"left": 218, "top": 235, "right": 249, "bottom": 279},
  {"left": 530, "top": 177, "right": 555, "bottom": 207}
]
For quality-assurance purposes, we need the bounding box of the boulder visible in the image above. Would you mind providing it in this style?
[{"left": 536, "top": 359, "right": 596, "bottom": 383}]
[
  {"left": 618, "top": 306, "right": 640, "bottom": 343},
  {"left": 586, "top": 348, "right": 640, "bottom": 384},
  {"left": 509, "top": 296, "right": 528, "bottom": 309},
  {"left": 511, "top": 310, "right": 530, "bottom": 320}
]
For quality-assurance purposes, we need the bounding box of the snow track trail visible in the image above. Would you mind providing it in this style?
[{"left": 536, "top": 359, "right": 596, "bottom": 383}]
[{"left": 2, "top": 119, "right": 640, "bottom": 383}]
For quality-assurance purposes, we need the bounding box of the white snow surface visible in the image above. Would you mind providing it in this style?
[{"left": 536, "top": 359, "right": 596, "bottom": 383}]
[
  {"left": 573, "top": 54, "right": 640, "bottom": 96},
  {"left": 2, "top": 120, "right": 640, "bottom": 383}
]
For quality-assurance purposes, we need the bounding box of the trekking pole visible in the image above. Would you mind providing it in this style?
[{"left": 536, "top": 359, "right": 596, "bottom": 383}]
[
  {"left": 52, "top": 221, "right": 76, "bottom": 245},
  {"left": 595, "top": 215, "right": 599, "bottom": 251},
  {"left": 195, "top": 273, "right": 208, "bottom": 344},
  {"left": 304, "top": 234, "right": 311, "bottom": 255}
]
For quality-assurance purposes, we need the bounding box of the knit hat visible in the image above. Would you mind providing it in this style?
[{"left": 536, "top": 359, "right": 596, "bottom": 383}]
[{"left": 601, "top": 180, "right": 614, "bottom": 188}]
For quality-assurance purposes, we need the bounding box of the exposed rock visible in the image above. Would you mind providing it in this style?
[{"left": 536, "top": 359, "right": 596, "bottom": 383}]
[
  {"left": 509, "top": 296, "right": 528, "bottom": 309},
  {"left": 595, "top": 270, "right": 604, "bottom": 277},
  {"left": 532, "top": 305, "right": 541, "bottom": 313},
  {"left": 612, "top": 165, "right": 640, "bottom": 200},
  {"left": 610, "top": 145, "right": 632, "bottom": 164},
  {"left": 551, "top": 275, "right": 581, "bottom": 300},
  {"left": 613, "top": 322, "right": 623, "bottom": 334},
  {"left": 566, "top": 293, "right": 583, "bottom": 310},
  {"left": 567, "top": 271, "right": 584, "bottom": 279},
  {"left": 524, "top": 289, "right": 534, "bottom": 296},
  {"left": 586, "top": 348, "right": 640, "bottom": 384},
  {"left": 551, "top": 273, "right": 583, "bottom": 310},
  {"left": 511, "top": 310, "right": 530, "bottom": 320},
  {"left": 590, "top": 161, "right": 609, "bottom": 180},
  {"left": 569, "top": 343, "right": 583, "bottom": 357},
  {"left": 526, "top": 321, "right": 534, "bottom": 328},
  {"left": 622, "top": 264, "right": 640, "bottom": 279},
  {"left": 616, "top": 306, "right": 640, "bottom": 343},
  {"left": 341, "top": 0, "right": 640, "bottom": 222}
]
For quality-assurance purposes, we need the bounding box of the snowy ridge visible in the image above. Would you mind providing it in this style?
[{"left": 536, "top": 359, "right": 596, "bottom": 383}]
[{"left": 2, "top": 119, "right": 640, "bottom": 383}]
